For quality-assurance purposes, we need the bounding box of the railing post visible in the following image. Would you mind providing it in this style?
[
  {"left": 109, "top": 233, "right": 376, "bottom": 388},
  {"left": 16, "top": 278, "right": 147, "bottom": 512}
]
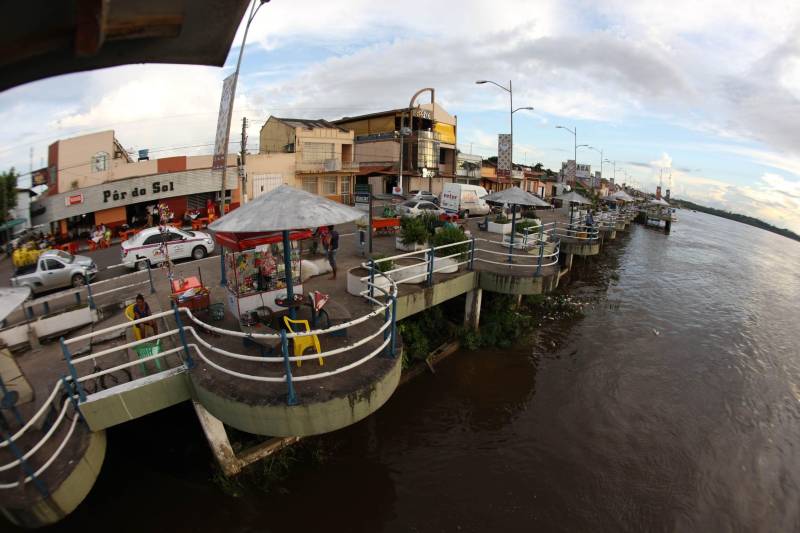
[
  {"left": 25, "top": 304, "right": 33, "bottom": 320},
  {"left": 0, "top": 375, "right": 23, "bottom": 426},
  {"left": 43, "top": 301, "right": 50, "bottom": 315},
  {"left": 468, "top": 237, "right": 476, "bottom": 271},
  {"left": 220, "top": 248, "right": 227, "bottom": 287},
  {"left": 390, "top": 292, "right": 398, "bottom": 358},
  {"left": 281, "top": 329, "right": 298, "bottom": 406},
  {"left": 536, "top": 241, "right": 544, "bottom": 276},
  {"left": 146, "top": 260, "right": 155, "bottom": 294},
  {"left": 60, "top": 338, "right": 86, "bottom": 402},
  {"left": 74, "top": 291, "right": 82, "bottom": 306},
  {"left": 60, "top": 375, "right": 87, "bottom": 425},
  {"left": 427, "top": 245, "right": 435, "bottom": 287},
  {"left": 85, "top": 280, "right": 96, "bottom": 311},
  {"left": 383, "top": 295, "right": 391, "bottom": 356},
  {"left": 1, "top": 428, "right": 50, "bottom": 499},
  {"left": 171, "top": 303, "right": 194, "bottom": 369},
  {"left": 368, "top": 259, "right": 376, "bottom": 299}
]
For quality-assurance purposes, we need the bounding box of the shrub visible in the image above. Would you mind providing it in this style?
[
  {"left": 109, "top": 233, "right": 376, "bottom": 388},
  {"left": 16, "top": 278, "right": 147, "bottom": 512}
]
[
  {"left": 494, "top": 213, "right": 510, "bottom": 224},
  {"left": 371, "top": 253, "right": 394, "bottom": 273},
  {"left": 400, "top": 216, "right": 429, "bottom": 246},
  {"left": 430, "top": 226, "right": 469, "bottom": 258},
  {"left": 419, "top": 212, "right": 442, "bottom": 235}
]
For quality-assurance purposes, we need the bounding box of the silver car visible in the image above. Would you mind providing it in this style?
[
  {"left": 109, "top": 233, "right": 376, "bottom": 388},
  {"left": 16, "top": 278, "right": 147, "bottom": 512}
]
[
  {"left": 10, "top": 250, "right": 98, "bottom": 294},
  {"left": 396, "top": 200, "right": 445, "bottom": 218}
]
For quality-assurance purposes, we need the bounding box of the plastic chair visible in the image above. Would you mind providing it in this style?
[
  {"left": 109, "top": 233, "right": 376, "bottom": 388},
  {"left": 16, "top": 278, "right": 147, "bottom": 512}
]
[
  {"left": 125, "top": 304, "right": 143, "bottom": 340},
  {"left": 283, "top": 316, "right": 323, "bottom": 367},
  {"left": 134, "top": 339, "right": 162, "bottom": 375}
]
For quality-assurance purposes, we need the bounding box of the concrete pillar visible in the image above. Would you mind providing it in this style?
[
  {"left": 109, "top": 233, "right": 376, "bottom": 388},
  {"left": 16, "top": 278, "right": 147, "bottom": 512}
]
[
  {"left": 192, "top": 400, "right": 241, "bottom": 477},
  {"left": 464, "top": 288, "right": 482, "bottom": 330},
  {"left": 565, "top": 253, "right": 574, "bottom": 271}
]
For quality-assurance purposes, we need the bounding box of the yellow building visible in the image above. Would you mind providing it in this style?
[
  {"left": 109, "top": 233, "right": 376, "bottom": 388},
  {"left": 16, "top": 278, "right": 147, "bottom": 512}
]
[
  {"left": 334, "top": 102, "right": 458, "bottom": 196},
  {"left": 251, "top": 117, "right": 357, "bottom": 203}
]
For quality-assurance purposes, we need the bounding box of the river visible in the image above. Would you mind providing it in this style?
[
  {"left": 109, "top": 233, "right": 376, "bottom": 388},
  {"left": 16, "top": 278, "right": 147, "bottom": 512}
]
[{"left": 18, "top": 211, "right": 800, "bottom": 532}]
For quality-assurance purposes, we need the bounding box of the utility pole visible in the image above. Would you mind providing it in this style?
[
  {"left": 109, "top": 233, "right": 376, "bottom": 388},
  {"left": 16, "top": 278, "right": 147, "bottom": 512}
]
[{"left": 240, "top": 116, "right": 248, "bottom": 203}]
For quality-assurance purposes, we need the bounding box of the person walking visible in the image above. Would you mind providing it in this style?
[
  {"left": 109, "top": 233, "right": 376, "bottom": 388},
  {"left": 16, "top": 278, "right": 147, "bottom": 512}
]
[{"left": 327, "top": 225, "right": 339, "bottom": 280}]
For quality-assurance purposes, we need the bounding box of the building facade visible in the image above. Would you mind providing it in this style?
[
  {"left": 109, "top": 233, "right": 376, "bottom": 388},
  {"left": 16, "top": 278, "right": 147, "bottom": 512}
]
[
  {"left": 251, "top": 117, "right": 357, "bottom": 203},
  {"left": 456, "top": 153, "right": 482, "bottom": 185},
  {"left": 334, "top": 102, "right": 458, "bottom": 196},
  {"left": 32, "top": 130, "right": 239, "bottom": 237}
]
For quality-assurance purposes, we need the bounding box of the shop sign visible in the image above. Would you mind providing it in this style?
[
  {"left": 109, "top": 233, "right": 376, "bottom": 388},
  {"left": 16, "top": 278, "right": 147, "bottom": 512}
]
[
  {"left": 32, "top": 168, "right": 48, "bottom": 186},
  {"left": 65, "top": 194, "right": 83, "bottom": 206},
  {"left": 354, "top": 183, "right": 371, "bottom": 212},
  {"left": 101, "top": 181, "right": 175, "bottom": 203},
  {"left": 412, "top": 108, "right": 432, "bottom": 120}
]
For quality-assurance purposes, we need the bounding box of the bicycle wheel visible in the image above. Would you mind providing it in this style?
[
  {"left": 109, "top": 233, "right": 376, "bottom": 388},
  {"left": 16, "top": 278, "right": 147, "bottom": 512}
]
[{"left": 99, "top": 368, "right": 133, "bottom": 390}]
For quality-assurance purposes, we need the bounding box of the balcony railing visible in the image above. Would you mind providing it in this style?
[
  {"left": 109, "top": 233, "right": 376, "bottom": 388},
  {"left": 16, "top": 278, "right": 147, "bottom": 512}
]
[{"left": 296, "top": 159, "right": 359, "bottom": 173}]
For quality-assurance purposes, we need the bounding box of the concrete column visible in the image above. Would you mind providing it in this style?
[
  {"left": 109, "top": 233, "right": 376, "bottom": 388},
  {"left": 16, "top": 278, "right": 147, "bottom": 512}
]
[
  {"left": 192, "top": 401, "right": 241, "bottom": 477},
  {"left": 464, "top": 288, "right": 482, "bottom": 330},
  {"left": 565, "top": 253, "right": 574, "bottom": 271}
]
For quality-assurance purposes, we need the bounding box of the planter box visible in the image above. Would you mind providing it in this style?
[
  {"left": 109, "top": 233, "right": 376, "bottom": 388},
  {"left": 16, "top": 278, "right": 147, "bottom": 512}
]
[
  {"left": 487, "top": 221, "right": 512, "bottom": 234},
  {"left": 347, "top": 266, "right": 392, "bottom": 297},
  {"left": 431, "top": 256, "right": 460, "bottom": 274},
  {"left": 394, "top": 237, "right": 427, "bottom": 252}
]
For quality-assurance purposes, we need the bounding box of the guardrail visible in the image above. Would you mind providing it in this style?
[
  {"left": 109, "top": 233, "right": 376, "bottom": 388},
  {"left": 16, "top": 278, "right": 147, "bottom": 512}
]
[{"left": 0, "top": 271, "right": 399, "bottom": 496}]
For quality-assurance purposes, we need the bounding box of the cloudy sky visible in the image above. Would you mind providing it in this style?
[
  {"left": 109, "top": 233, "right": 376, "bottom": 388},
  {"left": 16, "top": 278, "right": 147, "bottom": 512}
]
[{"left": 2, "top": 0, "right": 800, "bottom": 232}]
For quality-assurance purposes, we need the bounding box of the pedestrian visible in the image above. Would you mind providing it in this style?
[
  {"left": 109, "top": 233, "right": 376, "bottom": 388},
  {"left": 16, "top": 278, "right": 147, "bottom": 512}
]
[
  {"left": 327, "top": 225, "right": 339, "bottom": 280},
  {"left": 585, "top": 210, "right": 595, "bottom": 228},
  {"left": 132, "top": 293, "right": 158, "bottom": 336}
]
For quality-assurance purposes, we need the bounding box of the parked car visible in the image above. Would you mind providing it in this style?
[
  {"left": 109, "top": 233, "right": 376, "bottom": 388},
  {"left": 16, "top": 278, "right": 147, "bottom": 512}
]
[
  {"left": 121, "top": 227, "right": 215, "bottom": 270},
  {"left": 406, "top": 190, "right": 440, "bottom": 205},
  {"left": 396, "top": 200, "right": 445, "bottom": 218},
  {"left": 10, "top": 250, "right": 97, "bottom": 294},
  {"left": 440, "top": 183, "right": 491, "bottom": 217}
]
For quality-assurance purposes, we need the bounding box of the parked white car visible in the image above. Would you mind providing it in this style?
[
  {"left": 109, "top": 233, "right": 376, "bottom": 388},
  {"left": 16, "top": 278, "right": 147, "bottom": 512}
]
[
  {"left": 395, "top": 200, "right": 445, "bottom": 218},
  {"left": 121, "top": 227, "right": 215, "bottom": 270}
]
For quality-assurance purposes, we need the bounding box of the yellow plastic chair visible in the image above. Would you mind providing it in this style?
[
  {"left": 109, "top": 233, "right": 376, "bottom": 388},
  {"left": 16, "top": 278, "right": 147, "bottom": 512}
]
[
  {"left": 125, "top": 304, "right": 143, "bottom": 341},
  {"left": 283, "top": 316, "right": 323, "bottom": 367}
]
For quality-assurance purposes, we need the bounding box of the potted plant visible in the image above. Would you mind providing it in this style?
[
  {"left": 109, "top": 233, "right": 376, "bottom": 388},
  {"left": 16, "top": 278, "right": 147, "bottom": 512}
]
[
  {"left": 430, "top": 226, "right": 469, "bottom": 274},
  {"left": 487, "top": 212, "right": 512, "bottom": 234},
  {"left": 396, "top": 216, "right": 429, "bottom": 252},
  {"left": 346, "top": 254, "right": 393, "bottom": 296}
]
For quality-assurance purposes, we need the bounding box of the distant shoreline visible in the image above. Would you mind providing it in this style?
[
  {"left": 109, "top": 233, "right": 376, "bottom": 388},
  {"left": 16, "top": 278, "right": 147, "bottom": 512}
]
[{"left": 671, "top": 199, "right": 800, "bottom": 242}]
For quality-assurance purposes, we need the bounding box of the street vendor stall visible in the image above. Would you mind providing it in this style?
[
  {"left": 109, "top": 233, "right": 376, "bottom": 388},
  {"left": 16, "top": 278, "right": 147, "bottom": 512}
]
[
  {"left": 208, "top": 185, "right": 364, "bottom": 324},
  {"left": 213, "top": 230, "right": 312, "bottom": 321}
]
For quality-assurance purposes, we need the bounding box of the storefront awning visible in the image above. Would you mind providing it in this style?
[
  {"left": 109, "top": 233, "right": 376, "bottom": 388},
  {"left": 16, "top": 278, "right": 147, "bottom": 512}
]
[
  {"left": 214, "top": 230, "right": 313, "bottom": 252},
  {"left": 0, "top": 218, "right": 26, "bottom": 232}
]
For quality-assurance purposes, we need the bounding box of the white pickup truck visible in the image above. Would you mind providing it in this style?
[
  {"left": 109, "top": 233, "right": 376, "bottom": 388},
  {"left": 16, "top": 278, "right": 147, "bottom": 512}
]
[{"left": 10, "top": 250, "right": 98, "bottom": 294}]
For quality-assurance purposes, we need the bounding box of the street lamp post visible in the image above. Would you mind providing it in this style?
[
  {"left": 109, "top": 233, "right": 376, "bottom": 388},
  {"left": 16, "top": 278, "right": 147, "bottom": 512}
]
[
  {"left": 219, "top": 0, "right": 270, "bottom": 214},
  {"left": 556, "top": 125, "right": 577, "bottom": 185},
  {"left": 476, "top": 80, "right": 533, "bottom": 168},
  {"left": 586, "top": 146, "right": 603, "bottom": 187}
]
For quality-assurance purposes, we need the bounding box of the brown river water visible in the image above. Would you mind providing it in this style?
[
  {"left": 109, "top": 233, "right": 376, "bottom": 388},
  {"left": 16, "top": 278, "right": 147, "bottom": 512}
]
[{"left": 10, "top": 211, "right": 800, "bottom": 532}]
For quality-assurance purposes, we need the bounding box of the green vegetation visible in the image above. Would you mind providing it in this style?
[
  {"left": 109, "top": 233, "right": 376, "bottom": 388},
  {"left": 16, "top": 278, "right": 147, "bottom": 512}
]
[
  {"left": 494, "top": 213, "right": 510, "bottom": 224},
  {"left": 398, "top": 305, "right": 455, "bottom": 367},
  {"left": 461, "top": 294, "right": 533, "bottom": 350},
  {"left": 371, "top": 253, "right": 395, "bottom": 273},
  {"left": 515, "top": 219, "right": 541, "bottom": 232},
  {"left": 430, "top": 226, "right": 469, "bottom": 258},
  {"left": 399, "top": 216, "right": 428, "bottom": 246},
  {"left": 672, "top": 198, "right": 800, "bottom": 242},
  {"left": 0, "top": 168, "right": 18, "bottom": 221}
]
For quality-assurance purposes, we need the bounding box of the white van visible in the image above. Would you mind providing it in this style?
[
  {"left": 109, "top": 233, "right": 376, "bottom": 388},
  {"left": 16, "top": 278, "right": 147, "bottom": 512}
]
[{"left": 441, "top": 183, "right": 491, "bottom": 217}]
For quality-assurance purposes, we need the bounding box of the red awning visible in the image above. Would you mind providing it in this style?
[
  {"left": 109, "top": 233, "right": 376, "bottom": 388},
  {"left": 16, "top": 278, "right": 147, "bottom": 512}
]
[{"left": 214, "top": 230, "right": 313, "bottom": 252}]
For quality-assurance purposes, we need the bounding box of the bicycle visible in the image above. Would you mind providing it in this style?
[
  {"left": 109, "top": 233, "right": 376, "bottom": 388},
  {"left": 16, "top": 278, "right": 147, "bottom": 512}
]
[{"left": 53, "top": 360, "right": 132, "bottom": 422}]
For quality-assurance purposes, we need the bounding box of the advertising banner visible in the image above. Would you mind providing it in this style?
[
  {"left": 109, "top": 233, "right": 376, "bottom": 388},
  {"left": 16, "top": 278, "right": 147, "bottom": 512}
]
[
  {"left": 212, "top": 73, "right": 237, "bottom": 171},
  {"left": 497, "top": 134, "right": 512, "bottom": 175}
]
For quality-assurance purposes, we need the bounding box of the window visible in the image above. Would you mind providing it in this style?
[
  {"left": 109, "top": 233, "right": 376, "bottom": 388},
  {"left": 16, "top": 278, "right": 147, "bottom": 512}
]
[
  {"left": 143, "top": 235, "right": 163, "bottom": 246},
  {"left": 323, "top": 177, "right": 338, "bottom": 195},
  {"left": 92, "top": 152, "right": 108, "bottom": 172},
  {"left": 302, "top": 142, "right": 335, "bottom": 163},
  {"left": 45, "top": 259, "right": 65, "bottom": 270},
  {"left": 167, "top": 232, "right": 184, "bottom": 242},
  {"left": 420, "top": 202, "right": 437, "bottom": 210},
  {"left": 340, "top": 176, "right": 351, "bottom": 195},
  {"left": 439, "top": 149, "right": 446, "bottom": 164},
  {"left": 302, "top": 177, "right": 318, "bottom": 194}
]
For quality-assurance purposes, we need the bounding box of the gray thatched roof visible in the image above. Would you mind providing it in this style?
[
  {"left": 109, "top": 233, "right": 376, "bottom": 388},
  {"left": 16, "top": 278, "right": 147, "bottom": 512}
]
[
  {"left": 483, "top": 186, "right": 551, "bottom": 207},
  {"left": 208, "top": 185, "right": 364, "bottom": 233},
  {"left": 0, "top": 287, "right": 30, "bottom": 322},
  {"left": 554, "top": 191, "right": 592, "bottom": 205}
]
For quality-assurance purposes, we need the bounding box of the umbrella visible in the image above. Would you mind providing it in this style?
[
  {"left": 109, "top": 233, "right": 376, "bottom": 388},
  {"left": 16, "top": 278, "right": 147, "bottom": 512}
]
[
  {"left": 0, "top": 287, "right": 30, "bottom": 323},
  {"left": 483, "top": 187, "right": 551, "bottom": 262},
  {"left": 554, "top": 191, "right": 592, "bottom": 226},
  {"left": 608, "top": 190, "right": 634, "bottom": 202},
  {"left": 209, "top": 185, "right": 364, "bottom": 318},
  {"left": 648, "top": 197, "right": 670, "bottom": 206}
]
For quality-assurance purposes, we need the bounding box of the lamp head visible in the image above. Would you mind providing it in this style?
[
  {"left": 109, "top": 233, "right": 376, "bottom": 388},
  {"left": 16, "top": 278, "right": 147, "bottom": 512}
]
[{"left": 475, "top": 80, "right": 488, "bottom": 84}]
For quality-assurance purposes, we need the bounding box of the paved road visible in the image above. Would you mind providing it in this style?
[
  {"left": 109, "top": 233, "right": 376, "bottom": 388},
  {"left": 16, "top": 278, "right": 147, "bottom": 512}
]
[{"left": 0, "top": 244, "right": 220, "bottom": 289}]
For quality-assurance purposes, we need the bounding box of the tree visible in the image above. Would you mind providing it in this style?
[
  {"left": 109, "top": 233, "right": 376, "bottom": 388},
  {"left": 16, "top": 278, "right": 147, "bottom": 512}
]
[
  {"left": 0, "top": 168, "right": 18, "bottom": 222},
  {"left": 533, "top": 162, "right": 544, "bottom": 171}
]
